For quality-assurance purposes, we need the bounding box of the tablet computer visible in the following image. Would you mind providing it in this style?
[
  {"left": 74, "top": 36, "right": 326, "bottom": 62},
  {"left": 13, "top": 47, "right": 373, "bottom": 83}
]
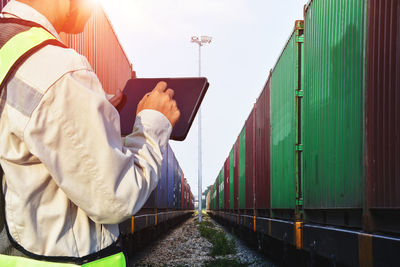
[{"left": 117, "top": 77, "right": 209, "bottom": 141}]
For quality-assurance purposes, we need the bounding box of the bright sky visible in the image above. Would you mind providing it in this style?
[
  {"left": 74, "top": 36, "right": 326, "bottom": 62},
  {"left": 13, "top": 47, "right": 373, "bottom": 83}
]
[{"left": 99, "top": 0, "right": 307, "bottom": 199}]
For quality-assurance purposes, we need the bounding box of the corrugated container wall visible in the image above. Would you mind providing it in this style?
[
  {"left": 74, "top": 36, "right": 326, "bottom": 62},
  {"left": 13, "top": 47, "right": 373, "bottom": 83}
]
[
  {"left": 366, "top": 0, "right": 400, "bottom": 233},
  {"left": 255, "top": 78, "right": 271, "bottom": 210},
  {"left": 238, "top": 127, "right": 246, "bottom": 210},
  {"left": 214, "top": 180, "right": 219, "bottom": 210},
  {"left": 210, "top": 186, "right": 214, "bottom": 210},
  {"left": 59, "top": 4, "right": 133, "bottom": 94},
  {"left": 234, "top": 139, "right": 239, "bottom": 210},
  {"left": 219, "top": 168, "right": 224, "bottom": 210},
  {"left": 174, "top": 166, "right": 182, "bottom": 209},
  {"left": 229, "top": 148, "right": 234, "bottom": 210},
  {"left": 167, "top": 146, "right": 175, "bottom": 209},
  {"left": 206, "top": 191, "right": 210, "bottom": 210},
  {"left": 143, "top": 188, "right": 156, "bottom": 209},
  {"left": 157, "top": 148, "right": 168, "bottom": 209},
  {"left": 180, "top": 172, "right": 184, "bottom": 210},
  {"left": 366, "top": 0, "right": 400, "bottom": 210},
  {"left": 303, "top": 0, "right": 365, "bottom": 210},
  {"left": 270, "top": 21, "right": 303, "bottom": 211},
  {"left": 245, "top": 107, "right": 255, "bottom": 210},
  {"left": 224, "top": 158, "right": 230, "bottom": 211}
]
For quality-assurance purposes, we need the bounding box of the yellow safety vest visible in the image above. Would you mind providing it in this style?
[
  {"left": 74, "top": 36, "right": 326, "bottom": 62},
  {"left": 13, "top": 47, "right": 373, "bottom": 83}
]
[{"left": 0, "top": 18, "right": 126, "bottom": 267}]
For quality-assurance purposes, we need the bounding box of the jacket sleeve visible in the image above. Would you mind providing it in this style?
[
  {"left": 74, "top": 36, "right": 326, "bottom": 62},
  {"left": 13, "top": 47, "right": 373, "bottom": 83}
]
[{"left": 23, "top": 69, "right": 172, "bottom": 224}]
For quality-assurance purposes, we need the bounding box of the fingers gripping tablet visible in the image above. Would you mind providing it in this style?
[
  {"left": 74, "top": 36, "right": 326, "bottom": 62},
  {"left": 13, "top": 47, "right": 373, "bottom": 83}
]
[{"left": 117, "top": 77, "right": 209, "bottom": 141}]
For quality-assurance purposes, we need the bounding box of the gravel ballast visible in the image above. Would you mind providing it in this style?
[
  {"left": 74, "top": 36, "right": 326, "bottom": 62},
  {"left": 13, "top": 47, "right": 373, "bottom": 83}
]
[{"left": 130, "top": 213, "right": 275, "bottom": 267}]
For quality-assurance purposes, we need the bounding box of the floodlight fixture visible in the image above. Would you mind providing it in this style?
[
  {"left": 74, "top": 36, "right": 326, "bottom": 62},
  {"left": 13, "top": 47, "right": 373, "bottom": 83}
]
[
  {"left": 191, "top": 36, "right": 200, "bottom": 43},
  {"left": 201, "top": 36, "right": 212, "bottom": 44}
]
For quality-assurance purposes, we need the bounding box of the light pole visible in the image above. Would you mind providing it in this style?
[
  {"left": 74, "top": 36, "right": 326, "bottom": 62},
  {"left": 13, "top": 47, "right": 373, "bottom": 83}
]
[{"left": 191, "top": 35, "right": 212, "bottom": 223}]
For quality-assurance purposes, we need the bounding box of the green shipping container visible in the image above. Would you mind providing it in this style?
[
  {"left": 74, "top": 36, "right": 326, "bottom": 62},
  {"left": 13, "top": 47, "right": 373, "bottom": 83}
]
[
  {"left": 303, "top": 0, "right": 365, "bottom": 210},
  {"left": 230, "top": 148, "right": 234, "bottom": 210},
  {"left": 270, "top": 21, "right": 304, "bottom": 212},
  {"left": 238, "top": 127, "right": 246, "bottom": 210},
  {"left": 219, "top": 168, "right": 224, "bottom": 210},
  {"left": 213, "top": 181, "right": 217, "bottom": 210}
]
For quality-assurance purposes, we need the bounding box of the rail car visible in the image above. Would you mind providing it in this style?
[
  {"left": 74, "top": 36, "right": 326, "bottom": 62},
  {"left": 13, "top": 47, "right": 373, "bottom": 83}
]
[{"left": 207, "top": 0, "right": 400, "bottom": 266}]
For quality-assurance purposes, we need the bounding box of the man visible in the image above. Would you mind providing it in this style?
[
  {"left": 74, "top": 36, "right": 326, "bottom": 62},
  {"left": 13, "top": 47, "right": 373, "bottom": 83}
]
[{"left": 0, "top": 0, "right": 180, "bottom": 265}]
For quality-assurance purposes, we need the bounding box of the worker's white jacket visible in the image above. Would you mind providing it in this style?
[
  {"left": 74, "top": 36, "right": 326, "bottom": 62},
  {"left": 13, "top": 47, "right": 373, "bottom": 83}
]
[{"left": 0, "top": 1, "right": 172, "bottom": 257}]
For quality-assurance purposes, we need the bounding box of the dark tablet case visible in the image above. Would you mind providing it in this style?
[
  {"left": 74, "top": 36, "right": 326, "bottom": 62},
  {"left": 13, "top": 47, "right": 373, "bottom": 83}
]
[{"left": 117, "top": 77, "right": 209, "bottom": 141}]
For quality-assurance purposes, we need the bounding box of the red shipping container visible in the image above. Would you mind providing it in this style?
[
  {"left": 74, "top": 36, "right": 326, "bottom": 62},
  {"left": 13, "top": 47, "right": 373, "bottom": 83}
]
[
  {"left": 0, "top": 1, "right": 134, "bottom": 95},
  {"left": 255, "top": 78, "right": 271, "bottom": 210},
  {"left": 224, "top": 157, "right": 230, "bottom": 211},
  {"left": 234, "top": 138, "right": 239, "bottom": 211},
  {"left": 366, "top": 0, "right": 400, "bottom": 209},
  {"left": 245, "top": 107, "right": 256, "bottom": 210},
  {"left": 59, "top": 3, "right": 134, "bottom": 94}
]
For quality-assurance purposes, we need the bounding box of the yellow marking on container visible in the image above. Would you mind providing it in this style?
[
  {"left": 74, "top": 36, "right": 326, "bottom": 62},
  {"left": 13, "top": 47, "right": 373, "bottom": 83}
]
[
  {"left": 131, "top": 216, "right": 135, "bottom": 234},
  {"left": 155, "top": 209, "right": 158, "bottom": 226},
  {"left": 358, "top": 233, "right": 373, "bottom": 267},
  {"left": 253, "top": 215, "right": 256, "bottom": 232},
  {"left": 295, "top": 221, "right": 303, "bottom": 250}
]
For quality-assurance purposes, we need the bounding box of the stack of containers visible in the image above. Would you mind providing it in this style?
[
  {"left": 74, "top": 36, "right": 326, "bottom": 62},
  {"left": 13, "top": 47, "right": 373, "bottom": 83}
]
[{"left": 270, "top": 20, "right": 304, "bottom": 220}]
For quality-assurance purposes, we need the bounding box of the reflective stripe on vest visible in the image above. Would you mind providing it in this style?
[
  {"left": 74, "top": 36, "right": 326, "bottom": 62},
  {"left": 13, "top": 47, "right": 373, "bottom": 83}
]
[
  {"left": 0, "top": 252, "right": 126, "bottom": 267},
  {"left": 0, "top": 26, "right": 56, "bottom": 86}
]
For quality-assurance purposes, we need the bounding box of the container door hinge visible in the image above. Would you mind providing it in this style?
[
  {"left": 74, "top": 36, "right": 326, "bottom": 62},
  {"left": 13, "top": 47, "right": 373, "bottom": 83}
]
[
  {"left": 296, "top": 144, "right": 303, "bottom": 151},
  {"left": 296, "top": 90, "right": 304, "bottom": 98}
]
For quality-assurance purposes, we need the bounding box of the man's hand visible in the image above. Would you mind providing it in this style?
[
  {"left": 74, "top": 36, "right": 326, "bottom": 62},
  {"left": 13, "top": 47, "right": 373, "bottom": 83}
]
[
  {"left": 109, "top": 89, "right": 123, "bottom": 107},
  {"left": 136, "top": 81, "right": 181, "bottom": 127}
]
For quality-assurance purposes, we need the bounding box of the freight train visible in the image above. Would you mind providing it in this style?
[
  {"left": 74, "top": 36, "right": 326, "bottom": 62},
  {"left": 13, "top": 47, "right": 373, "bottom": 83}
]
[
  {"left": 0, "top": 0, "right": 195, "bottom": 255},
  {"left": 206, "top": 0, "right": 400, "bottom": 266}
]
